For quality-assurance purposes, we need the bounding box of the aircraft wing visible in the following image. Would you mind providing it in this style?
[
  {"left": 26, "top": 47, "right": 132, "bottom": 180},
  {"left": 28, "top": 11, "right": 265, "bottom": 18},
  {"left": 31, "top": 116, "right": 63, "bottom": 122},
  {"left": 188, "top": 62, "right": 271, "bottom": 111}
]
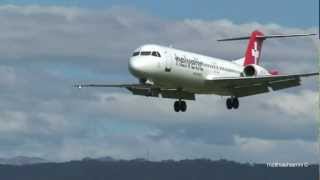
[
  {"left": 74, "top": 83, "right": 148, "bottom": 88},
  {"left": 206, "top": 72, "right": 318, "bottom": 97},
  {"left": 74, "top": 83, "right": 195, "bottom": 100}
]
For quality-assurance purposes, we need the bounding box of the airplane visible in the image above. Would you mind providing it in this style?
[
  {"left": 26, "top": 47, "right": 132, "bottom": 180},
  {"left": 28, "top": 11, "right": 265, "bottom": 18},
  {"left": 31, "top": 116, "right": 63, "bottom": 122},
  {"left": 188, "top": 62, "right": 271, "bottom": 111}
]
[{"left": 75, "top": 30, "right": 318, "bottom": 112}]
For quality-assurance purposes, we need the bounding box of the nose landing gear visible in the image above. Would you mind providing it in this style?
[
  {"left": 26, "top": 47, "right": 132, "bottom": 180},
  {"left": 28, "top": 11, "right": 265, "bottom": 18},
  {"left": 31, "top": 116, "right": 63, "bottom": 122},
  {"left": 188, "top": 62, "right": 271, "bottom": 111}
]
[
  {"left": 174, "top": 100, "right": 187, "bottom": 112},
  {"left": 226, "top": 97, "right": 239, "bottom": 110}
]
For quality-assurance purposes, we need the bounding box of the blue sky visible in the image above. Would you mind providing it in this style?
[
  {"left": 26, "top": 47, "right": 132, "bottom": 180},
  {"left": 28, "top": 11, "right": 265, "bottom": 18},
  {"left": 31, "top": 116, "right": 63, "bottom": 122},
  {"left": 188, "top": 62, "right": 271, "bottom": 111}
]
[{"left": 1, "top": 0, "right": 318, "bottom": 28}]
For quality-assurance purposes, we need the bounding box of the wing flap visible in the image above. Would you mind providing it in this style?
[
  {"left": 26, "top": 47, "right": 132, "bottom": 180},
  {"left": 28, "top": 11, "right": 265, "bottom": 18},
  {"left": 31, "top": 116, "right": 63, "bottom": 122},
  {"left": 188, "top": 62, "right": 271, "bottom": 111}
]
[
  {"left": 126, "top": 86, "right": 160, "bottom": 97},
  {"left": 161, "top": 90, "right": 195, "bottom": 100},
  {"left": 269, "top": 78, "right": 301, "bottom": 91},
  {"left": 233, "top": 84, "right": 269, "bottom": 97}
]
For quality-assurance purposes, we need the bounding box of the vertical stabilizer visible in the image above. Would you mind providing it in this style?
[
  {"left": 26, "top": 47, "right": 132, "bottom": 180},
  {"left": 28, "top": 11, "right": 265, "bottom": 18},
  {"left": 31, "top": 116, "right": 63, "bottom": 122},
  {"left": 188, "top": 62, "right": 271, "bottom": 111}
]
[{"left": 243, "top": 30, "right": 264, "bottom": 65}]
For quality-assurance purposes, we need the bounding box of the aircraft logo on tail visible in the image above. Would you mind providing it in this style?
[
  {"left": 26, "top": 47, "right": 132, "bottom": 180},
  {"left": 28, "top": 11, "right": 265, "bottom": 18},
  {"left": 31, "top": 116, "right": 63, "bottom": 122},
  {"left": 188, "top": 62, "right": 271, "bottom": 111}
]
[
  {"left": 251, "top": 41, "right": 260, "bottom": 64},
  {"left": 244, "top": 30, "right": 264, "bottom": 65}
]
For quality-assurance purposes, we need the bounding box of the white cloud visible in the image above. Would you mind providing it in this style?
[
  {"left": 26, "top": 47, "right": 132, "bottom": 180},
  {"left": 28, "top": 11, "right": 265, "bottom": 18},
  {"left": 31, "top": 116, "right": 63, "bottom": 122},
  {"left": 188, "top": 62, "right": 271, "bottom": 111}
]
[
  {"left": 0, "top": 66, "right": 17, "bottom": 86},
  {"left": 234, "top": 136, "right": 319, "bottom": 163},
  {"left": 0, "top": 4, "right": 83, "bottom": 21},
  {"left": 265, "top": 90, "right": 318, "bottom": 119},
  {"left": 0, "top": 111, "right": 28, "bottom": 133},
  {"left": 0, "top": 5, "right": 317, "bottom": 162}
]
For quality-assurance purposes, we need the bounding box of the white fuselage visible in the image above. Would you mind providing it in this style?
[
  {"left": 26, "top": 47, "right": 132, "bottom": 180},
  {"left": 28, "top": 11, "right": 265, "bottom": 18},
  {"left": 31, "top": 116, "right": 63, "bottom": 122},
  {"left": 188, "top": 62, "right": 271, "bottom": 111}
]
[{"left": 129, "top": 44, "right": 246, "bottom": 95}]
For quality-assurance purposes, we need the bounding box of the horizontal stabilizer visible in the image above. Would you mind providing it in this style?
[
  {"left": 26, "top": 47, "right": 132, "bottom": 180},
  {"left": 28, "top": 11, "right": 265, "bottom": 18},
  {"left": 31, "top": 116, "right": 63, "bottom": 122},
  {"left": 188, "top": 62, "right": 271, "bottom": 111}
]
[{"left": 217, "top": 33, "right": 316, "bottom": 41}]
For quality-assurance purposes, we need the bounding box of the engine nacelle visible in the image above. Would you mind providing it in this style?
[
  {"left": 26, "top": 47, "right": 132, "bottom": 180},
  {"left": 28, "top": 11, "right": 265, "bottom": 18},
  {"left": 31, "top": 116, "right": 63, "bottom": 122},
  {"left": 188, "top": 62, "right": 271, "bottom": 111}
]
[{"left": 243, "top": 64, "right": 270, "bottom": 76}]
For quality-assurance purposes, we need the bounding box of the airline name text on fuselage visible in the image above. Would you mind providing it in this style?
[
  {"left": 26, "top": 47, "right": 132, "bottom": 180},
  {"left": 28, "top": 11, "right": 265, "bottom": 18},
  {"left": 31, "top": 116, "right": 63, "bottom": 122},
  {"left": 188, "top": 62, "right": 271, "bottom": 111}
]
[{"left": 175, "top": 55, "right": 204, "bottom": 71}]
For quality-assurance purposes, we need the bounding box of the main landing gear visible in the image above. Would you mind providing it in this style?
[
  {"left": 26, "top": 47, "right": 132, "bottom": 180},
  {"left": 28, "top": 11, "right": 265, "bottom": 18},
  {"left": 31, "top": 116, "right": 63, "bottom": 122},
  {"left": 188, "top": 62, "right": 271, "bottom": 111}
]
[
  {"left": 173, "top": 97, "right": 239, "bottom": 112},
  {"left": 226, "top": 97, "right": 239, "bottom": 110},
  {"left": 174, "top": 100, "right": 187, "bottom": 112}
]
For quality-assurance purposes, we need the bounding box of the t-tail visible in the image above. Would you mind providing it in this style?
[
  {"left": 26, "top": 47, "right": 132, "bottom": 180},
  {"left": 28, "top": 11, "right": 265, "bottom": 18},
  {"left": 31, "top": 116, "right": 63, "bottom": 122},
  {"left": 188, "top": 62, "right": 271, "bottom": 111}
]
[
  {"left": 218, "top": 30, "right": 316, "bottom": 68},
  {"left": 244, "top": 30, "right": 264, "bottom": 65}
]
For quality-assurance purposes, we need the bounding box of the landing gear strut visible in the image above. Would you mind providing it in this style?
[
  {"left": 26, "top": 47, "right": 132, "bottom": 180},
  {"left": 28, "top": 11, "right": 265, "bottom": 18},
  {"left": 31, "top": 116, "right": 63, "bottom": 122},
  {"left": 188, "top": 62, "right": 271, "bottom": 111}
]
[
  {"left": 174, "top": 100, "right": 187, "bottom": 112},
  {"left": 226, "top": 97, "right": 239, "bottom": 110}
]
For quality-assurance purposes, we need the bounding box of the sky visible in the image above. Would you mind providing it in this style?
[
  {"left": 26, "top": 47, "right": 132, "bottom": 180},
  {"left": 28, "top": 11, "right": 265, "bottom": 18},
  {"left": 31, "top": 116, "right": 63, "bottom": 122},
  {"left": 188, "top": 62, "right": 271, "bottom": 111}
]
[
  {"left": 0, "top": 1, "right": 318, "bottom": 163},
  {"left": 0, "top": 0, "right": 318, "bottom": 27}
]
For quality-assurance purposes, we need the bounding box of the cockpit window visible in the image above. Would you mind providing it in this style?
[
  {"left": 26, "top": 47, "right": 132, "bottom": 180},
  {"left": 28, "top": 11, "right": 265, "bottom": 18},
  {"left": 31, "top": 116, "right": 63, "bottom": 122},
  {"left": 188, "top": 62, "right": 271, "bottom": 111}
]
[
  {"left": 140, "top": 51, "right": 151, "bottom": 56},
  {"left": 152, "top": 51, "right": 161, "bottom": 57},
  {"left": 132, "top": 52, "right": 139, "bottom": 56}
]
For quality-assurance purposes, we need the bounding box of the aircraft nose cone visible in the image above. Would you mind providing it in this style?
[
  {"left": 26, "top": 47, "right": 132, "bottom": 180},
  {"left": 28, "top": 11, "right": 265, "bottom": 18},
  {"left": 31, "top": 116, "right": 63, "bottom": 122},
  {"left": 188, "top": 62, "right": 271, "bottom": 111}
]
[{"left": 129, "top": 58, "right": 145, "bottom": 77}]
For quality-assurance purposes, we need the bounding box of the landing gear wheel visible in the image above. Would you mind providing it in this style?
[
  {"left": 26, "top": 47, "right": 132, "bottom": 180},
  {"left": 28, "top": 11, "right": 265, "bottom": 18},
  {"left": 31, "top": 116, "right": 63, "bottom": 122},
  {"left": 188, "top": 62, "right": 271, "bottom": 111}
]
[
  {"left": 180, "top": 101, "right": 187, "bottom": 112},
  {"left": 146, "top": 89, "right": 152, "bottom": 97},
  {"left": 174, "top": 101, "right": 180, "bottom": 112},
  {"left": 226, "top": 98, "right": 233, "bottom": 110},
  {"left": 173, "top": 100, "right": 187, "bottom": 112},
  {"left": 233, "top": 98, "right": 239, "bottom": 109},
  {"left": 226, "top": 97, "right": 239, "bottom": 110}
]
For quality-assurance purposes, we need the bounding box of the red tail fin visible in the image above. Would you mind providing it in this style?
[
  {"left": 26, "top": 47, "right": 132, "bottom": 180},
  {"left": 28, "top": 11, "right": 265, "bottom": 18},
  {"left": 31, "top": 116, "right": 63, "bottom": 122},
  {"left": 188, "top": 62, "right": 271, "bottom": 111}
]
[
  {"left": 244, "top": 30, "right": 264, "bottom": 66},
  {"left": 218, "top": 30, "right": 315, "bottom": 67}
]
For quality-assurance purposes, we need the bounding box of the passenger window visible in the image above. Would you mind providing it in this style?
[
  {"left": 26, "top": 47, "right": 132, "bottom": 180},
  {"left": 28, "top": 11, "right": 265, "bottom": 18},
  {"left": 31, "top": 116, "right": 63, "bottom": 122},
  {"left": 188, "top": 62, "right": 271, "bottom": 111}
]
[
  {"left": 140, "top": 51, "right": 151, "bottom": 56},
  {"left": 157, "top": 52, "right": 161, "bottom": 57},
  {"left": 132, "top": 52, "right": 139, "bottom": 56}
]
